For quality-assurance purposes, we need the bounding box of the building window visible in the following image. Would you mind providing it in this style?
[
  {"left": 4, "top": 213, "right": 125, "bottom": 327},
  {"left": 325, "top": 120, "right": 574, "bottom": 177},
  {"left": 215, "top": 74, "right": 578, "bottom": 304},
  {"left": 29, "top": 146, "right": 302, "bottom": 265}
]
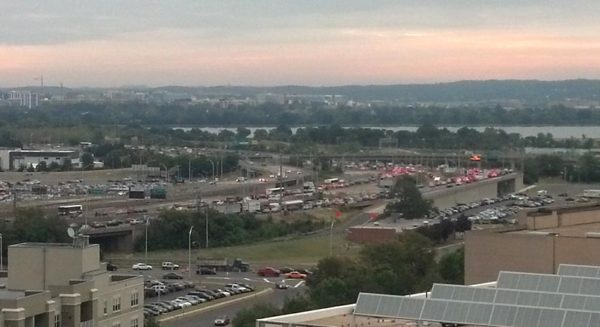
[
  {"left": 112, "top": 296, "right": 121, "bottom": 312},
  {"left": 54, "top": 313, "right": 60, "bottom": 327},
  {"left": 103, "top": 300, "right": 108, "bottom": 315},
  {"left": 130, "top": 318, "right": 138, "bottom": 327},
  {"left": 130, "top": 292, "right": 139, "bottom": 306}
]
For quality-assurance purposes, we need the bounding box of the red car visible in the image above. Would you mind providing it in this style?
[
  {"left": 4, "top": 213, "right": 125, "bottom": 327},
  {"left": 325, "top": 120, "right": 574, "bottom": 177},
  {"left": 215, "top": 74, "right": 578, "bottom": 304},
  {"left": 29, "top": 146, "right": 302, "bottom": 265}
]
[
  {"left": 285, "top": 271, "right": 307, "bottom": 279},
  {"left": 257, "top": 267, "right": 280, "bottom": 277}
]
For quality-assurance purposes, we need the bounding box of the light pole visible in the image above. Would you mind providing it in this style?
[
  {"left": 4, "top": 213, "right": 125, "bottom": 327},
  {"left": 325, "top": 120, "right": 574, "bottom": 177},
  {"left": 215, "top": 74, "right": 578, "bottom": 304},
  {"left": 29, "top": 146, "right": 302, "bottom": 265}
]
[
  {"left": 205, "top": 207, "right": 209, "bottom": 248},
  {"left": 329, "top": 219, "right": 335, "bottom": 257},
  {"left": 188, "top": 226, "right": 194, "bottom": 280},
  {"left": 0, "top": 233, "right": 3, "bottom": 270},
  {"left": 144, "top": 216, "right": 149, "bottom": 264},
  {"left": 208, "top": 159, "right": 215, "bottom": 180}
]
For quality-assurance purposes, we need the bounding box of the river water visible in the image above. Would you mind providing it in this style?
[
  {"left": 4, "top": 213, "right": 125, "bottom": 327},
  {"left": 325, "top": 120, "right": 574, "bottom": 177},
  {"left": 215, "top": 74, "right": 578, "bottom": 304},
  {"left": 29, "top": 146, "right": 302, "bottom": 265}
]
[{"left": 172, "top": 126, "right": 600, "bottom": 139}]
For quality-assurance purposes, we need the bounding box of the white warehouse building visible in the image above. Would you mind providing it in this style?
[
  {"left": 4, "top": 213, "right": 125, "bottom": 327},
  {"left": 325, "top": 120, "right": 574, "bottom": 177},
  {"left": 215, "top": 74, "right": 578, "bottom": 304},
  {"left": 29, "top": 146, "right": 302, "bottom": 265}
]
[{"left": 0, "top": 149, "right": 77, "bottom": 171}]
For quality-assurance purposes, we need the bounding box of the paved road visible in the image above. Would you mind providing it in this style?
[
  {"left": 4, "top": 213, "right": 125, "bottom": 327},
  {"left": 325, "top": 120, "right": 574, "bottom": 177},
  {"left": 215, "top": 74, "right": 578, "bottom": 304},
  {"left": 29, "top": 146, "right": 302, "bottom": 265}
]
[{"left": 161, "top": 286, "right": 303, "bottom": 327}]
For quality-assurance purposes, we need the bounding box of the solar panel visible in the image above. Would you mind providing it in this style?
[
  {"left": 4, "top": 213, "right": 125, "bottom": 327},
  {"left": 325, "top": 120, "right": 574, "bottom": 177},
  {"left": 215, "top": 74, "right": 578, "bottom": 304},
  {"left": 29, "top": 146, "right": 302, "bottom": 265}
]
[
  {"left": 398, "top": 297, "right": 426, "bottom": 318},
  {"left": 355, "top": 278, "right": 600, "bottom": 327},
  {"left": 563, "top": 310, "right": 592, "bottom": 327},
  {"left": 490, "top": 304, "right": 518, "bottom": 326},
  {"left": 513, "top": 306, "right": 542, "bottom": 327},
  {"left": 354, "top": 293, "right": 381, "bottom": 316},
  {"left": 465, "top": 302, "right": 494, "bottom": 325},
  {"left": 537, "top": 308, "right": 564, "bottom": 327},
  {"left": 420, "top": 299, "right": 447, "bottom": 321},
  {"left": 559, "top": 264, "right": 600, "bottom": 278}
]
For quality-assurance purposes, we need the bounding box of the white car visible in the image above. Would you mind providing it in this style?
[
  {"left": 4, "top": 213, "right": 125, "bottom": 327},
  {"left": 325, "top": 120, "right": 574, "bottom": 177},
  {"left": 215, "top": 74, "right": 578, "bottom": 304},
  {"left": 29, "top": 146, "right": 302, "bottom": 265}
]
[
  {"left": 172, "top": 299, "right": 192, "bottom": 308},
  {"left": 132, "top": 263, "right": 153, "bottom": 270}
]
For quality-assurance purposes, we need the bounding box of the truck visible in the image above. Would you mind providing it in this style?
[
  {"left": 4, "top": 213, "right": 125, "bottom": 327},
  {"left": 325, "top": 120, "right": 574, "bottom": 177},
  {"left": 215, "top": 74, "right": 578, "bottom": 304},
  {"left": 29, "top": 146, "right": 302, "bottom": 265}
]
[
  {"left": 161, "top": 261, "right": 180, "bottom": 270},
  {"left": 243, "top": 199, "right": 261, "bottom": 213},
  {"left": 583, "top": 190, "right": 600, "bottom": 198},
  {"left": 196, "top": 258, "right": 250, "bottom": 273}
]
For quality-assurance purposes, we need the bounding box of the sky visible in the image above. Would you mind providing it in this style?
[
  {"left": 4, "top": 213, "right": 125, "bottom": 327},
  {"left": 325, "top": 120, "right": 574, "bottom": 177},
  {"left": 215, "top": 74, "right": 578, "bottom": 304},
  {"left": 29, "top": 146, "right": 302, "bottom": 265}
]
[{"left": 2, "top": 0, "right": 600, "bottom": 87}]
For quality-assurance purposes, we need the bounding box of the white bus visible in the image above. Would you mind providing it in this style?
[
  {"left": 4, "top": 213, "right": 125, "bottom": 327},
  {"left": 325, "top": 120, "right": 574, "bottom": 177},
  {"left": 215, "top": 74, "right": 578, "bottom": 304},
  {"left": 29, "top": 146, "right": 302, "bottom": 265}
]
[
  {"left": 266, "top": 187, "right": 285, "bottom": 196},
  {"left": 323, "top": 178, "right": 339, "bottom": 184},
  {"left": 58, "top": 205, "right": 83, "bottom": 216}
]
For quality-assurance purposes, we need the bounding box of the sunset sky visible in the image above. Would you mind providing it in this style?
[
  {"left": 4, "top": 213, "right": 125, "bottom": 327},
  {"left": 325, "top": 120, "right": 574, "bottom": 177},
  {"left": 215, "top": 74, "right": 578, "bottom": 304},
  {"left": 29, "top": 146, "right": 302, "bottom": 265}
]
[{"left": 2, "top": 1, "right": 600, "bottom": 87}]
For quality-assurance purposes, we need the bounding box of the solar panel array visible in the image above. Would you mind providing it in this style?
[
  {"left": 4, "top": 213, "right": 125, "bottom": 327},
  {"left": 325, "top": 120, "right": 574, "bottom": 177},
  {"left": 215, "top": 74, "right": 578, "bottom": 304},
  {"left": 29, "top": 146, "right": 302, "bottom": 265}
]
[
  {"left": 355, "top": 292, "right": 600, "bottom": 327},
  {"left": 354, "top": 265, "right": 600, "bottom": 327},
  {"left": 558, "top": 264, "right": 600, "bottom": 279}
]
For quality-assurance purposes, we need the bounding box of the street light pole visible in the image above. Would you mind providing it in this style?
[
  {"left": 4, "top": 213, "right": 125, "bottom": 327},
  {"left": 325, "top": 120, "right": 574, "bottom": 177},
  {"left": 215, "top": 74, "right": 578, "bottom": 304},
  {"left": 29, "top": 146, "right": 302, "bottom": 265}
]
[
  {"left": 144, "top": 216, "right": 149, "bottom": 264},
  {"left": 188, "top": 226, "right": 194, "bottom": 280},
  {"left": 329, "top": 219, "right": 335, "bottom": 257},
  {"left": 0, "top": 233, "right": 3, "bottom": 270},
  {"left": 208, "top": 160, "right": 215, "bottom": 180},
  {"left": 205, "top": 207, "right": 209, "bottom": 248}
]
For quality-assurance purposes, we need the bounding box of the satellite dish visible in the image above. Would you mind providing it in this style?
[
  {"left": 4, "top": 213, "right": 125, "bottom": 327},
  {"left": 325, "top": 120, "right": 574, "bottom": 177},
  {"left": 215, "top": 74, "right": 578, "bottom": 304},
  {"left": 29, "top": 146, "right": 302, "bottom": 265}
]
[{"left": 67, "top": 227, "right": 76, "bottom": 239}]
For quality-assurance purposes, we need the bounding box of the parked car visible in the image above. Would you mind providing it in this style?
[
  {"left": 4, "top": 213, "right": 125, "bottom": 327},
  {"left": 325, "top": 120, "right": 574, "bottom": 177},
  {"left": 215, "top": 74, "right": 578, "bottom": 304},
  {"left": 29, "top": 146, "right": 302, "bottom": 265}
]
[
  {"left": 162, "top": 262, "right": 180, "bottom": 270},
  {"left": 278, "top": 267, "right": 294, "bottom": 274},
  {"left": 275, "top": 281, "right": 289, "bottom": 290},
  {"left": 106, "top": 263, "right": 118, "bottom": 271},
  {"left": 285, "top": 271, "right": 307, "bottom": 279},
  {"left": 225, "top": 283, "right": 250, "bottom": 293},
  {"left": 188, "top": 291, "right": 215, "bottom": 301},
  {"left": 198, "top": 267, "right": 217, "bottom": 275},
  {"left": 162, "top": 272, "right": 184, "bottom": 280},
  {"left": 132, "top": 263, "right": 153, "bottom": 270},
  {"left": 214, "top": 315, "right": 230, "bottom": 326},
  {"left": 257, "top": 267, "right": 280, "bottom": 277}
]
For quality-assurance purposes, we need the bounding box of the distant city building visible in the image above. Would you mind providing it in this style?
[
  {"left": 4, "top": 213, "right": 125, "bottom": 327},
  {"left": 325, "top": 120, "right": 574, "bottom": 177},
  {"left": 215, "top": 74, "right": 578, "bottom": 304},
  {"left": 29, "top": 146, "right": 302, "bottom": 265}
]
[
  {"left": 1, "top": 239, "right": 144, "bottom": 327},
  {"left": 7, "top": 91, "right": 39, "bottom": 108}
]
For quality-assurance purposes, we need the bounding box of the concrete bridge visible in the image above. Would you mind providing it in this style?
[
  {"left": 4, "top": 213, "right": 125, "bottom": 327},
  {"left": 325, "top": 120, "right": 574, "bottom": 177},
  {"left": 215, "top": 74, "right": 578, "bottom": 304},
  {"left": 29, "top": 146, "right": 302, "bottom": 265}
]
[
  {"left": 82, "top": 224, "right": 145, "bottom": 252},
  {"left": 423, "top": 172, "right": 523, "bottom": 209}
]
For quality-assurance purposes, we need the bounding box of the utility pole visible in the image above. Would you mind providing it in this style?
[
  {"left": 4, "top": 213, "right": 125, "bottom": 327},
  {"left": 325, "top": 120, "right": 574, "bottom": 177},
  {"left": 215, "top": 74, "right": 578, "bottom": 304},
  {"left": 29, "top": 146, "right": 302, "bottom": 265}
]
[
  {"left": 188, "top": 226, "right": 194, "bottom": 280},
  {"left": 144, "top": 216, "right": 149, "bottom": 264}
]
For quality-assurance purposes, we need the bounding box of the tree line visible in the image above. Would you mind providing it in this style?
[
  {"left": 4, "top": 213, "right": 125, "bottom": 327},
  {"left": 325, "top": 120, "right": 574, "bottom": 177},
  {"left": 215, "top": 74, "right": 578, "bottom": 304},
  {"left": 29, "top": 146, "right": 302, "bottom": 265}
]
[
  {"left": 233, "top": 233, "right": 465, "bottom": 327},
  {"left": 134, "top": 209, "right": 326, "bottom": 251},
  {"left": 3, "top": 102, "right": 600, "bottom": 128}
]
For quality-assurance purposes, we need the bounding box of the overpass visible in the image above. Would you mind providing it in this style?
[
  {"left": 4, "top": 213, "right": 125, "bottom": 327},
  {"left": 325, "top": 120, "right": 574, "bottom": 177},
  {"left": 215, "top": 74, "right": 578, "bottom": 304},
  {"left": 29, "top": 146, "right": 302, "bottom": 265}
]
[
  {"left": 423, "top": 172, "right": 523, "bottom": 209},
  {"left": 82, "top": 224, "right": 145, "bottom": 252}
]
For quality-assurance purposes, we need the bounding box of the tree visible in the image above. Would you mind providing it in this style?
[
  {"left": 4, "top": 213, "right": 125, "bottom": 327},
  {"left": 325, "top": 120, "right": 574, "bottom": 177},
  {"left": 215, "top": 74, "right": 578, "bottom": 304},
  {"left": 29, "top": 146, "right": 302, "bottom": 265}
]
[
  {"left": 253, "top": 129, "right": 268, "bottom": 140},
  {"left": 233, "top": 303, "right": 280, "bottom": 327},
  {"left": 236, "top": 127, "right": 251, "bottom": 139},
  {"left": 81, "top": 153, "right": 94, "bottom": 169},
  {"left": 385, "top": 175, "right": 432, "bottom": 219},
  {"left": 37, "top": 161, "right": 48, "bottom": 172},
  {"left": 438, "top": 247, "right": 465, "bottom": 285}
]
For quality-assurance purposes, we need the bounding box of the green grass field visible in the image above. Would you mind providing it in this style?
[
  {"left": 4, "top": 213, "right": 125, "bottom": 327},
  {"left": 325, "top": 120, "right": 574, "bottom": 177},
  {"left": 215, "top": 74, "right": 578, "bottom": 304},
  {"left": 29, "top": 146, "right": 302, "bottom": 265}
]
[{"left": 106, "top": 231, "right": 362, "bottom": 268}]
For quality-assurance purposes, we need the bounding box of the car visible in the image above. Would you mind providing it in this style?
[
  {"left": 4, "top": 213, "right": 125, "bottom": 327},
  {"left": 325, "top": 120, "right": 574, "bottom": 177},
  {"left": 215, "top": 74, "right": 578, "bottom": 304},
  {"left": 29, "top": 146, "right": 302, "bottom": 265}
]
[
  {"left": 225, "top": 283, "right": 250, "bottom": 292},
  {"left": 161, "top": 262, "right": 180, "bottom": 270},
  {"left": 214, "top": 315, "right": 230, "bottom": 326},
  {"left": 162, "top": 272, "right": 184, "bottom": 280},
  {"left": 279, "top": 267, "right": 294, "bottom": 274},
  {"left": 188, "top": 291, "right": 215, "bottom": 301},
  {"left": 177, "top": 296, "right": 200, "bottom": 305},
  {"left": 257, "top": 267, "right": 280, "bottom": 277},
  {"left": 172, "top": 299, "right": 192, "bottom": 308},
  {"left": 275, "top": 281, "right": 289, "bottom": 290},
  {"left": 295, "top": 268, "right": 313, "bottom": 275},
  {"left": 198, "top": 267, "right": 217, "bottom": 275},
  {"left": 285, "top": 271, "right": 307, "bottom": 279},
  {"left": 106, "top": 263, "right": 118, "bottom": 271},
  {"left": 132, "top": 263, "right": 153, "bottom": 270}
]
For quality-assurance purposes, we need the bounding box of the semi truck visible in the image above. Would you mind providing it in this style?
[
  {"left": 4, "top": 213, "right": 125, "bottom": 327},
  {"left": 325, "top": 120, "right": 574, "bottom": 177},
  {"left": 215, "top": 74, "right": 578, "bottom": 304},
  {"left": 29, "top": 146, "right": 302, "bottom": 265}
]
[{"left": 196, "top": 257, "right": 250, "bottom": 273}]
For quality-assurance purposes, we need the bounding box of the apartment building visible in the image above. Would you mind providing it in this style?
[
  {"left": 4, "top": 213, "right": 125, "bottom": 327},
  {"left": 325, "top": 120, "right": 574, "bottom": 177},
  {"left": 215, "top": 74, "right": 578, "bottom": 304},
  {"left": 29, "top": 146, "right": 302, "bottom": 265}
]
[{"left": 0, "top": 237, "right": 143, "bottom": 327}]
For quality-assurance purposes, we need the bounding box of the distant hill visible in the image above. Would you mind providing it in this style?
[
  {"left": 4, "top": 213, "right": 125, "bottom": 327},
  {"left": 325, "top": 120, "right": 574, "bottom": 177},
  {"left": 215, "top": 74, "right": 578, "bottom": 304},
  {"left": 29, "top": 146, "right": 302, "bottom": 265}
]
[
  {"left": 3, "top": 79, "right": 600, "bottom": 104},
  {"left": 150, "top": 79, "right": 600, "bottom": 103}
]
